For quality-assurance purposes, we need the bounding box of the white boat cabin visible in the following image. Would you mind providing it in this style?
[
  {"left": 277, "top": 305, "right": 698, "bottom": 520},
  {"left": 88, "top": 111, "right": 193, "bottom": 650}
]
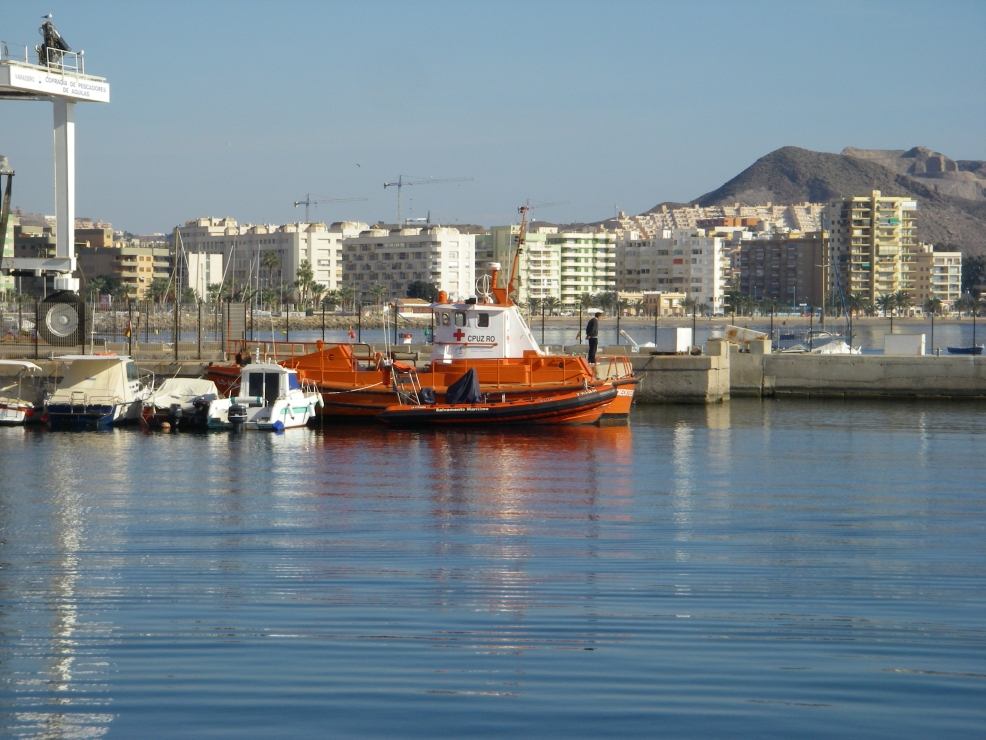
[
  {"left": 237, "top": 364, "right": 303, "bottom": 404},
  {"left": 430, "top": 302, "right": 543, "bottom": 361}
]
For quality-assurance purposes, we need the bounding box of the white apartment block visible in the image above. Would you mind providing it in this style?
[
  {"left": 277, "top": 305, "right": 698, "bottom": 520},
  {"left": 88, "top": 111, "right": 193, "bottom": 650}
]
[
  {"left": 185, "top": 253, "right": 223, "bottom": 301},
  {"left": 914, "top": 246, "right": 961, "bottom": 309},
  {"left": 341, "top": 226, "right": 475, "bottom": 303},
  {"left": 618, "top": 228, "right": 731, "bottom": 311},
  {"left": 612, "top": 202, "right": 826, "bottom": 241},
  {"left": 176, "top": 217, "right": 367, "bottom": 299},
  {"left": 475, "top": 225, "right": 616, "bottom": 309}
]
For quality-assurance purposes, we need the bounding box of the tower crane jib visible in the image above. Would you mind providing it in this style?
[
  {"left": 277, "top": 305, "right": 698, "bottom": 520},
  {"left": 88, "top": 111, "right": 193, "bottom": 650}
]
[{"left": 383, "top": 175, "right": 473, "bottom": 225}]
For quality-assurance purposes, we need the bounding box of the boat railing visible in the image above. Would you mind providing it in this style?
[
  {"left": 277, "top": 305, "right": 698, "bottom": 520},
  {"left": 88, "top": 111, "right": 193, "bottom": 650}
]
[
  {"left": 226, "top": 339, "right": 380, "bottom": 366},
  {"left": 595, "top": 355, "right": 634, "bottom": 382}
]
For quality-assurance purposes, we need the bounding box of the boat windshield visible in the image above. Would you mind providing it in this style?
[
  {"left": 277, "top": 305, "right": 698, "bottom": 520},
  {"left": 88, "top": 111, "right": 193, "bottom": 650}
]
[{"left": 288, "top": 374, "right": 300, "bottom": 391}]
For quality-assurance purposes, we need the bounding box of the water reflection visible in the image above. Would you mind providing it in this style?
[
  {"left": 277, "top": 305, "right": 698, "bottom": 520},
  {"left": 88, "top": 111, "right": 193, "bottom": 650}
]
[{"left": 0, "top": 430, "right": 116, "bottom": 738}]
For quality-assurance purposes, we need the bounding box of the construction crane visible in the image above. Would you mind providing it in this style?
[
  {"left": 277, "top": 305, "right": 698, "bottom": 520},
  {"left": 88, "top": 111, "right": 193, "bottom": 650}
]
[
  {"left": 383, "top": 175, "right": 472, "bottom": 225},
  {"left": 293, "top": 195, "right": 367, "bottom": 223},
  {"left": 506, "top": 200, "right": 570, "bottom": 304}
]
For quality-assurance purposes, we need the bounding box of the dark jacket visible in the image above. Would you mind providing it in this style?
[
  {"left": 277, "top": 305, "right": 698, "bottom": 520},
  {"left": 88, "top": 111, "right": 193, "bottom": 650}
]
[{"left": 585, "top": 317, "right": 599, "bottom": 339}]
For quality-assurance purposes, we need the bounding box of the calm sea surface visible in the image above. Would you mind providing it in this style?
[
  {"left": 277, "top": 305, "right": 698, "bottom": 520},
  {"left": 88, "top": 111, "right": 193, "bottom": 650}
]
[{"left": 0, "top": 401, "right": 983, "bottom": 739}]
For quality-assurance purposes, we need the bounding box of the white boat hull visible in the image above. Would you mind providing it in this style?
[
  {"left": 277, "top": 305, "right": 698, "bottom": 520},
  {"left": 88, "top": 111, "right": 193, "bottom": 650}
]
[{"left": 206, "top": 394, "right": 320, "bottom": 431}]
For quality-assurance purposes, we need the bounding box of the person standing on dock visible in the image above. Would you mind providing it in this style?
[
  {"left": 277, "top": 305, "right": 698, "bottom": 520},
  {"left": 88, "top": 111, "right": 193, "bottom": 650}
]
[{"left": 586, "top": 312, "right": 602, "bottom": 365}]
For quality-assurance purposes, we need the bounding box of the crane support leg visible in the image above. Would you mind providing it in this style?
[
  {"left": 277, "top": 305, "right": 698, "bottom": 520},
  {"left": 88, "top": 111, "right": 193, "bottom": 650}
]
[{"left": 52, "top": 98, "right": 78, "bottom": 291}]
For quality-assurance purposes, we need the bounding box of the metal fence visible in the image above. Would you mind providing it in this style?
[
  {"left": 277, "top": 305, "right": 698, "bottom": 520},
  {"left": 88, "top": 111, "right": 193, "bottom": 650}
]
[{"left": 0, "top": 299, "right": 252, "bottom": 361}]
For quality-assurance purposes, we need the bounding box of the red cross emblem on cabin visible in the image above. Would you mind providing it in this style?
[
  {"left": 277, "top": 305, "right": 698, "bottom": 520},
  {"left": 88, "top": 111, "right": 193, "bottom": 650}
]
[{"left": 453, "top": 328, "right": 465, "bottom": 341}]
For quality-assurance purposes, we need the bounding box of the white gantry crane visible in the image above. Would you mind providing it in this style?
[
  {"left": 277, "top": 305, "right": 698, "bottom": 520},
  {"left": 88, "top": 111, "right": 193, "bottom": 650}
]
[{"left": 0, "top": 20, "right": 110, "bottom": 295}]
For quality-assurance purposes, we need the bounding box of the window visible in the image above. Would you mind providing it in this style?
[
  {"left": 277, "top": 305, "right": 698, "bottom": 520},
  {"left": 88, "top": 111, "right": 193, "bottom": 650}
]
[
  {"left": 441, "top": 312, "right": 450, "bottom": 326},
  {"left": 454, "top": 312, "right": 466, "bottom": 327},
  {"left": 478, "top": 313, "right": 490, "bottom": 327}
]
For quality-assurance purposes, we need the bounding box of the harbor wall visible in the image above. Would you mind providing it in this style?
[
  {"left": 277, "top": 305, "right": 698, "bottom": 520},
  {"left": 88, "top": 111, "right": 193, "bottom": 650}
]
[
  {"left": 31, "top": 343, "right": 986, "bottom": 406},
  {"left": 732, "top": 352, "right": 986, "bottom": 398},
  {"left": 627, "top": 341, "right": 730, "bottom": 404}
]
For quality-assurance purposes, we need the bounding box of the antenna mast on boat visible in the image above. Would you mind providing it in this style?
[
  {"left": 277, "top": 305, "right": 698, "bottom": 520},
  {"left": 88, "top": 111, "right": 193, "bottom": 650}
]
[{"left": 505, "top": 200, "right": 569, "bottom": 307}]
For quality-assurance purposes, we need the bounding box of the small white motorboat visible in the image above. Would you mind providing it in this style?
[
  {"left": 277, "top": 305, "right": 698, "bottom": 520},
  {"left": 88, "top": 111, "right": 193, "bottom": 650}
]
[
  {"left": 811, "top": 341, "right": 861, "bottom": 355},
  {"left": 0, "top": 360, "right": 45, "bottom": 425},
  {"left": 45, "top": 355, "right": 152, "bottom": 429},
  {"left": 206, "top": 363, "right": 321, "bottom": 431},
  {"left": 141, "top": 377, "right": 220, "bottom": 429}
]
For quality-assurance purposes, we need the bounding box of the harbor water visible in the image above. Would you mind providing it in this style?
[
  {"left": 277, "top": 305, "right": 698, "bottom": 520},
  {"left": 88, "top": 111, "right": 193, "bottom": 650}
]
[{"left": 0, "top": 400, "right": 983, "bottom": 738}]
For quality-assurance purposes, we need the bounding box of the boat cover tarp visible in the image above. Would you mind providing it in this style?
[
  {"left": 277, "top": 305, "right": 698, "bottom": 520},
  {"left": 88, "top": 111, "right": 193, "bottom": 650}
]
[
  {"left": 0, "top": 361, "right": 43, "bottom": 405},
  {"left": 49, "top": 358, "right": 133, "bottom": 405},
  {"left": 445, "top": 368, "right": 482, "bottom": 405},
  {"left": 148, "top": 378, "right": 218, "bottom": 410}
]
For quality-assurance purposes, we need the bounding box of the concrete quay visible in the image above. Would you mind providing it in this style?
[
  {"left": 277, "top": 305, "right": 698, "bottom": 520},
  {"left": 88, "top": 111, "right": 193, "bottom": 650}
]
[
  {"left": 24, "top": 339, "right": 986, "bottom": 406},
  {"left": 731, "top": 344, "right": 986, "bottom": 399}
]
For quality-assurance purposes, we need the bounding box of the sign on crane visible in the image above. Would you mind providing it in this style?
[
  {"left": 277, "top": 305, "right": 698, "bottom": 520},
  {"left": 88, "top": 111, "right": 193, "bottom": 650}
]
[
  {"left": 0, "top": 20, "right": 110, "bottom": 346},
  {"left": 383, "top": 175, "right": 472, "bottom": 225}
]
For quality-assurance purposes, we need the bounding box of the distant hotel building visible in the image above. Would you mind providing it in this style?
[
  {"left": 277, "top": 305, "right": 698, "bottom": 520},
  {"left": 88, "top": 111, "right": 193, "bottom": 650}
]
[
  {"left": 823, "top": 190, "right": 919, "bottom": 304},
  {"left": 617, "top": 228, "right": 732, "bottom": 312},
  {"left": 913, "top": 245, "right": 962, "bottom": 309},
  {"left": 177, "top": 218, "right": 367, "bottom": 300},
  {"left": 736, "top": 231, "right": 826, "bottom": 308},
  {"left": 341, "top": 226, "right": 475, "bottom": 303},
  {"left": 476, "top": 225, "right": 616, "bottom": 309}
]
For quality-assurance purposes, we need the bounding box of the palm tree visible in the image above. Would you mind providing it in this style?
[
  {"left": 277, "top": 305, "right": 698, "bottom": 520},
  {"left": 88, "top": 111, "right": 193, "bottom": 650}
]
[
  {"left": 579, "top": 292, "right": 594, "bottom": 310},
  {"left": 337, "top": 285, "right": 355, "bottom": 314},
  {"left": 923, "top": 297, "right": 942, "bottom": 316},
  {"left": 893, "top": 289, "right": 913, "bottom": 319},
  {"left": 681, "top": 297, "right": 697, "bottom": 315},
  {"left": 630, "top": 299, "right": 647, "bottom": 317},
  {"left": 543, "top": 296, "right": 561, "bottom": 316},
  {"left": 973, "top": 295, "right": 986, "bottom": 348},
  {"left": 259, "top": 287, "right": 278, "bottom": 311},
  {"left": 369, "top": 282, "right": 386, "bottom": 306},
  {"left": 295, "top": 260, "right": 316, "bottom": 309},
  {"left": 594, "top": 292, "right": 617, "bottom": 313},
  {"left": 847, "top": 292, "right": 868, "bottom": 319},
  {"left": 321, "top": 289, "right": 339, "bottom": 310},
  {"left": 147, "top": 277, "right": 171, "bottom": 305},
  {"left": 310, "top": 283, "right": 326, "bottom": 309},
  {"left": 615, "top": 297, "right": 631, "bottom": 317},
  {"left": 953, "top": 296, "right": 970, "bottom": 318},
  {"left": 86, "top": 275, "right": 108, "bottom": 301},
  {"left": 876, "top": 293, "right": 896, "bottom": 333},
  {"left": 262, "top": 251, "right": 280, "bottom": 292},
  {"left": 696, "top": 302, "right": 711, "bottom": 318}
]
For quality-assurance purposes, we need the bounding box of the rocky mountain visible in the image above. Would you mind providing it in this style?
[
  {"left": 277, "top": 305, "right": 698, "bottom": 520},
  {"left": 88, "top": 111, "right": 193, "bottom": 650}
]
[{"left": 664, "top": 146, "right": 986, "bottom": 255}]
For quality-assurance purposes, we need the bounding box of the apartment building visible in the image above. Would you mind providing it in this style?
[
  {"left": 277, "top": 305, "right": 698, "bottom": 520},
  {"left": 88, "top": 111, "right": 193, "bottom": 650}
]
[
  {"left": 341, "top": 225, "right": 475, "bottom": 303},
  {"left": 75, "top": 244, "right": 172, "bottom": 299},
  {"left": 913, "top": 246, "right": 961, "bottom": 309},
  {"left": 617, "top": 228, "right": 731, "bottom": 312},
  {"left": 823, "top": 190, "right": 919, "bottom": 303},
  {"left": 475, "top": 225, "right": 549, "bottom": 307},
  {"left": 549, "top": 230, "right": 617, "bottom": 309},
  {"left": 737, "top": 231, "right": 827, "bottom": 308},
  {"left": 475, "top": 226, "right": 616, "bottom": 309},
  {"left": 177, "top": 218, "right": 367, "bottom": 299}
]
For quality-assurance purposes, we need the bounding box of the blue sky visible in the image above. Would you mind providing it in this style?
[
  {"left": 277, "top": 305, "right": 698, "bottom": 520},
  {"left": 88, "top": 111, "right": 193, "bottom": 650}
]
[{"left": 1, "top": 1, "right": 983, "bottom": 233}]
